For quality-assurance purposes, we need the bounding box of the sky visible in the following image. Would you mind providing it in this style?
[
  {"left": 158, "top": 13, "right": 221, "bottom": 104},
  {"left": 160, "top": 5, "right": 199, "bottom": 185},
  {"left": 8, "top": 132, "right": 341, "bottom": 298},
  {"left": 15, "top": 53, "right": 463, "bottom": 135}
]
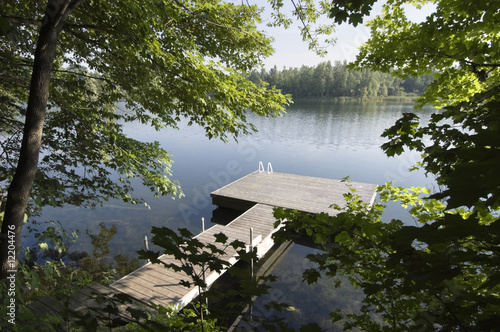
[
  {"left": 260, "top": 1, "right": 436, "bottom": 69},
  {"left": 262, "top": 21, "right": 372, "bottom": 69}
]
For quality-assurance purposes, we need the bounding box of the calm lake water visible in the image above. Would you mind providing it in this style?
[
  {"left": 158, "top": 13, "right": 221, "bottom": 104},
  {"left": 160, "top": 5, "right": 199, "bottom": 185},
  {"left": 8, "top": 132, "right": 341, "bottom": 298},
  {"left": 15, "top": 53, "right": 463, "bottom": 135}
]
[{"left": 31, "top": 99, "right": 435, "bottom": 329}]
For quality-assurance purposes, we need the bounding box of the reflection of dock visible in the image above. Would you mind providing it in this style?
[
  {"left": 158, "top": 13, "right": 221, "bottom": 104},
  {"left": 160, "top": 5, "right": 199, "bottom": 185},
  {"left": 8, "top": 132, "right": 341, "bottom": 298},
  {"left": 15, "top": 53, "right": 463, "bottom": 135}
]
[{"left": 29, "top": 168, "right": 377, "bottom": 325}]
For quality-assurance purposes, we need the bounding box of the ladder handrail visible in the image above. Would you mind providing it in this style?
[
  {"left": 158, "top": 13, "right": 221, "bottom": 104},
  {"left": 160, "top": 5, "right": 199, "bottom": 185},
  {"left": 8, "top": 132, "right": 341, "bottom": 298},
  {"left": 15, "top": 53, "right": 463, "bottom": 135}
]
[
  {"left": 258, "top": 161, "right": 264, "bottom": 173},
  {"left": 258, "top": 161, "right": 273, "bottom": 174}
]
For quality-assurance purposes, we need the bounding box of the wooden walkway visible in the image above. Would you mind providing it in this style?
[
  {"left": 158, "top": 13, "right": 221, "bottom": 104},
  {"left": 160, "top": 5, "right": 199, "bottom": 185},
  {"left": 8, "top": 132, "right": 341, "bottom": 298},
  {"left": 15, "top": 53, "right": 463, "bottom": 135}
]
[
  {"left": 110, "top": 204, "right": 277, "bottom": 309},
  {"left": 28, "top": 281, "right": 152, "bottom": 330},
  {"left": 211, "top": 171, "right": 378, "bottom": 215}
]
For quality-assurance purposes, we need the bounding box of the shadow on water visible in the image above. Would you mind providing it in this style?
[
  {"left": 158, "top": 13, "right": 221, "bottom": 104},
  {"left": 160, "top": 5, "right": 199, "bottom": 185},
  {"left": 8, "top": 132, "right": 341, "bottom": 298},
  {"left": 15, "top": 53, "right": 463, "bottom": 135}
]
[{"left": 211, "top": 207, "right": 247, "bottom": 226}]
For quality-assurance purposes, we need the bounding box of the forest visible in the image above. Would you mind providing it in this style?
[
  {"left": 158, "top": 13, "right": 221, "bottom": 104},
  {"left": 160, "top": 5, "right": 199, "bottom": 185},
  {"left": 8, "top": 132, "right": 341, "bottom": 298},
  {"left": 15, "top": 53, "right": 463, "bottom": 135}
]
[{"left": 248, "top": 61, "right": 434, "bottom": 99}]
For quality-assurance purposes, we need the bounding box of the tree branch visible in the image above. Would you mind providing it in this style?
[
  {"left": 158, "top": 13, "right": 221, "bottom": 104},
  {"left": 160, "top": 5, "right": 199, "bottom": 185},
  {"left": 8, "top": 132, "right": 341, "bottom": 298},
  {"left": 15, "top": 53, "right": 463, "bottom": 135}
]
[
  {"left": 290, "top": 0, "right": 314, "bottom": 41},
  {"left": 422, "top": 43, "right": 500, "bottom": 70},
  {"left": 290, "top": 0, "right": 331, "bottom": 53},
  {"left": 52, "top": 69, "right": 116, "bottom": 84},
  {"left": 68, "top": 0, "right": 86, "bottom": 13},
  {"left": 1, "top": 16, "right": 42, "bottom": 27}
]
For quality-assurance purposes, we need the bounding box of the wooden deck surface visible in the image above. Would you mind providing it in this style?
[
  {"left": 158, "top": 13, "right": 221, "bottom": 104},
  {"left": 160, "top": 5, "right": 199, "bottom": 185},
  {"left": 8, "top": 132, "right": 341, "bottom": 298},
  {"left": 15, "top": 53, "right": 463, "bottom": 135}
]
[
  {"left": 211, "top": 171, "right": 377, "bottom": 215},
  {"left": 110, "top": 204, "right": 277, "bottom": 309},
  {"left": 28, "top": 281, "right": 151, "bottom": 329}
]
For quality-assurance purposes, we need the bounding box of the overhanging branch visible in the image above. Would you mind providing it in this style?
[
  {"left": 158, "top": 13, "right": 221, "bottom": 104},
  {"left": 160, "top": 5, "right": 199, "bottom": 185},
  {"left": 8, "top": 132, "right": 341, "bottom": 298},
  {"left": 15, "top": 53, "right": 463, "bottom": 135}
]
[
  {"left": 2, "top": 15, "right": 110, "bottom": 33},
  {"left": 172, "top": 0, "right": 266, "bottom": 46},
  {"left": 1, "top": 16, "right": 42, "bottom": 27}
]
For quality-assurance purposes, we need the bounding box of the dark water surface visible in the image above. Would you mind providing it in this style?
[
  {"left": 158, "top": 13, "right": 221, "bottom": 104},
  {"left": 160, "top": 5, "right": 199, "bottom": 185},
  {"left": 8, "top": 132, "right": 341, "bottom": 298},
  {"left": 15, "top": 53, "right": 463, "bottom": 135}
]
[{"left": 32, "top": 99, "right": 435, "bottom": 329}]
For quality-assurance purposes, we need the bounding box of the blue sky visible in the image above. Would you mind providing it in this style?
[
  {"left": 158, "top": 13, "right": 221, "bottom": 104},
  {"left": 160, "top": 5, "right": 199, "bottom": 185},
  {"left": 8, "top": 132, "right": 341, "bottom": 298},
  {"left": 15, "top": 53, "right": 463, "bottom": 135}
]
[{"left": 260, "top": 1, "right": 436, "bottom": 69}]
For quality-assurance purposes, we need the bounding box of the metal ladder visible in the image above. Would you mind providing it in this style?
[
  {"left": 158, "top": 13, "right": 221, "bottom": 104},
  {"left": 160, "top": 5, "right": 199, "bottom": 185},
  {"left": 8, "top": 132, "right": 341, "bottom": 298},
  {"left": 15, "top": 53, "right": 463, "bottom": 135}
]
[{"left": 258, "top": 161, "right": 273, "bottom": 174}]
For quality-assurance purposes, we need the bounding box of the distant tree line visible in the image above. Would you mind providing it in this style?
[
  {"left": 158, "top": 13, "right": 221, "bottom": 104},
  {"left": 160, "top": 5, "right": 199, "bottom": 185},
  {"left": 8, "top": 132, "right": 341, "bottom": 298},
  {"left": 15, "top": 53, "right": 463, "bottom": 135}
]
[{"left": 248, "top": 61, "right": 433, "bottom": 99}]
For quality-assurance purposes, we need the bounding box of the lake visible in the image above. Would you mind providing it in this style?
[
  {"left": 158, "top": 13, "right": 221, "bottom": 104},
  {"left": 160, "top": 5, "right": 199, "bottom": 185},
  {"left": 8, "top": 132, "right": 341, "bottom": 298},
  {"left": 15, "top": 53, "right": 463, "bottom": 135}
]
[{"left": 31, "top": 99, "right": 435, "bottom": 329}]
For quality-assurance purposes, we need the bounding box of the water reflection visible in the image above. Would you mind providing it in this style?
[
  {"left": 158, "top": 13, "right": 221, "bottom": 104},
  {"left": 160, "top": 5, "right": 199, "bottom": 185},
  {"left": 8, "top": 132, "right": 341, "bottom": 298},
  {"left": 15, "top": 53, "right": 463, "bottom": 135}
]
[
  {"left": 235, "top": 243, "right": 365, "bottom": 331},
  {"left": 247, "top": 100, "right": 424, "bottom": 152}
]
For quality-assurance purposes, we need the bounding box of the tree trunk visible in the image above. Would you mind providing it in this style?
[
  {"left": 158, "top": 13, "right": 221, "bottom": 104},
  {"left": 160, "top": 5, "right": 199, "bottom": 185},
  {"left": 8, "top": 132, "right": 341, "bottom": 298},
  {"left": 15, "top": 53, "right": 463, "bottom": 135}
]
[{"left": 0, "top": 0, "right": 84, "bottom": 280}]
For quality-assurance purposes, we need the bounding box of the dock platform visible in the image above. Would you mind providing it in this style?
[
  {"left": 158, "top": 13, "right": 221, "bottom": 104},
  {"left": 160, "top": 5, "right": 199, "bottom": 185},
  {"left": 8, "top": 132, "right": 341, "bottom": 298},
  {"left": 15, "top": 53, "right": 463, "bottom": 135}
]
[{"left": 211, "top": 171, "right": 377, "bottom": 215}]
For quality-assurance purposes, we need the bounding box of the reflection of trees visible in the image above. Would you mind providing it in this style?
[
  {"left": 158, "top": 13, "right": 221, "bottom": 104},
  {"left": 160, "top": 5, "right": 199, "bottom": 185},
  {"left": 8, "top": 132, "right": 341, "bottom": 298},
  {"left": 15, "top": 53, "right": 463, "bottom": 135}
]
[
  {"left": 22, "top": 221, "right": 140, "bottom": 293},
  {"left": 247, "top": 244, "right": 367, "bottom": 331},
  {"left": 246, "top": 101, "right": 429, "bottom": 151}
]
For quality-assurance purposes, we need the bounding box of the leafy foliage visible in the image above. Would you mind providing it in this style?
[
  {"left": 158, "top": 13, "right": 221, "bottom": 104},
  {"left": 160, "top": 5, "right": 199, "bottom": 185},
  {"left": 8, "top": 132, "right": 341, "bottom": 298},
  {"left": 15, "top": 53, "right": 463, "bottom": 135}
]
[
  {"left": 0, "top": 0, "right": 292, "bottom": 214},
  {"left": 0, "top": 221, "right": 161, "bottom": 331},
  {"left": 20, "top": 221, "right": 139, "bottom": 306},
  {"left": 275, "top": 1, "right": 500, "bottom": 329},
  {"left": 139, "top": 227, "right": 247, "bottom": 289},
  {"left": 273, "top": 182, "right": 500, "bottom": 331},
  {"left": 383, "top": 85, "right": 500, "bottom": 210},
  {"left": 124, "top": 302, "right": 222, "bottom": 332},
  {"left": 328, "top": 0, "right": 378, "bottom": 26},
  {"left": 266, "top": 0, "right": 336, "bottom": 56},
  {"left": 351, "top": 0, "right": 500, "bottom": 108}
]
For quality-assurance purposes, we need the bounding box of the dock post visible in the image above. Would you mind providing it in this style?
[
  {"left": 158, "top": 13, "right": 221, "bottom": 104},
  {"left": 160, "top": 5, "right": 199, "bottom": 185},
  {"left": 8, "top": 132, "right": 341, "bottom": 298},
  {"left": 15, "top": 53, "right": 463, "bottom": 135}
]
[
  {"left": 249, "top": 227, "right": 254, "bottom": 321},
  {"left": 202, "top": 265, "right": 208, "bottom": 309},
  {"left": 250, "top": 227, "right": 254, "bottom": 280},
  {"left": 202, "top": 217, "right": 207, "bottom": 310},
  {"left": 144, "top": 236, "right": 150, "bottom": 263}
]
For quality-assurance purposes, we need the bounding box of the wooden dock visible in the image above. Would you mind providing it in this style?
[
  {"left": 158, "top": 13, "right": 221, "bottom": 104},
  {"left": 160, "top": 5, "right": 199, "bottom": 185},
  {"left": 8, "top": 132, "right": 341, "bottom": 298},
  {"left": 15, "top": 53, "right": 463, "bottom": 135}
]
[
  {"left": 30, "top": 169, "right": 377, "bottom": 327},
  {"left": 110, "top": 170, "right": 377, "bottom": 311}
]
